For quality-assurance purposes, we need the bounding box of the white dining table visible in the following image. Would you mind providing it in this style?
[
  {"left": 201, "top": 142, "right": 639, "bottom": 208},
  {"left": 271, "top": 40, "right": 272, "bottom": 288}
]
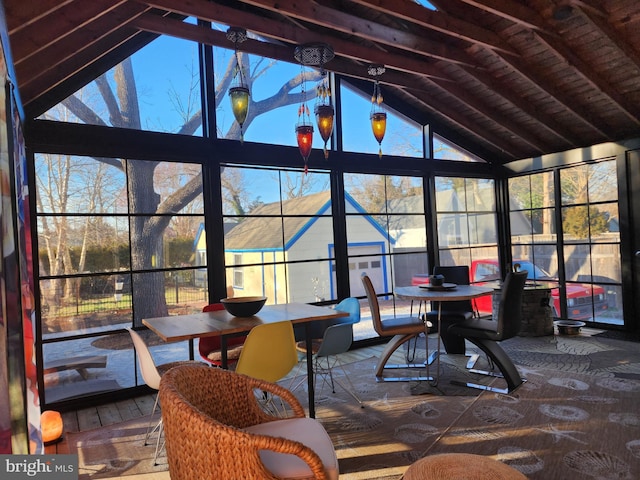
[
  {"left": 143, "top": 302, "right": 348, "bottom": 418},
  {"left": 395, "top": 284, "right": 494, "bottom": 385}
]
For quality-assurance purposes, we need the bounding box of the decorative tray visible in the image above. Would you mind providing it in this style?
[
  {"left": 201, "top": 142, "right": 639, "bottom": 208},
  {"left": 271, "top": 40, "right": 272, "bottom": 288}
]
[{"left": 419, "top": 283, "right": 457, "bottom": 291}]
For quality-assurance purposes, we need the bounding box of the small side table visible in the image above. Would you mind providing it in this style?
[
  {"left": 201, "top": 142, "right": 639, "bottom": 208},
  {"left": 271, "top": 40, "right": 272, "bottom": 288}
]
[{"left": 401, "top": 453, "right": 527, "bottom": 480}]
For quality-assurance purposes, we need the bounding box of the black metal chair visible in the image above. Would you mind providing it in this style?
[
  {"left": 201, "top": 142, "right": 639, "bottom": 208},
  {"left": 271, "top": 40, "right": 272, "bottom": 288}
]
[
  {"left": 425, "top": 265, "right": 475, "bottom": 355},
  {"left": 447, "top": 270, "right": 528, "bottom": 393}
]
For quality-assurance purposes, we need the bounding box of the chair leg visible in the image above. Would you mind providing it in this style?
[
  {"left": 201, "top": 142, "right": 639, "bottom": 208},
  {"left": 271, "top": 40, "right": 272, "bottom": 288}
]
[
  {"left": 316, "top": 356, "right": 364, "bottom": 407},
  {"left": 375, "top": 333, "right": 433, "bottom": 382},
  {"left": 153, "top": 419, "right": 164, "bottom": 465},
  {"left": 465, "top": 352, "right": 480, "bottom": 369},
  {"left": 453, "top": 338, "right": 525, "bottom": 394},
  {"left": 287, "top": 357, "right": 308, "bottom": 393},
  {"left": 332, "top": 358, "right": 364, "bottom": 407},
  {"left": 144, "top": 393, "right": 161, "bottom": 446}
]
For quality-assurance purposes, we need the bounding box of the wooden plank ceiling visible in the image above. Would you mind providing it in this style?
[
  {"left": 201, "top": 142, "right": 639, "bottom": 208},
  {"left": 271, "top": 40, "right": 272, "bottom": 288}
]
[{"left": 4, "top": 0, "right": 640, "bottom": 165}]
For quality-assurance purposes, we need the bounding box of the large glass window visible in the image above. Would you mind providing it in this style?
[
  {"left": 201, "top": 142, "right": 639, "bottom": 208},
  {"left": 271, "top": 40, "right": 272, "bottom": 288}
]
[
  {"left": 435, "top": 177, "right": 498, "bottom": 315},
  {"left": 508, "top": 161, "right": 622, "bottom": 324},
  {"left": 509, "top": 172, "right": 559, "bottom": 276},
  {"left": 220, "top": 165, "right": 333, "bottom": 303},
  {"left": 560, "top": 160, "right": 622, "bottom": 324},
  {"left": 433, "top": 134, "right": 485, "bottom": 162},
  {"left": 40, "top": 35, "right": 202, "bottom": 135},
  {"left": 341, "top": 84, "right": 424, "bottom": 158},
  {"left": 36, "top": 154, "right": 205, "bottom": 402},
  {"left": 344, "top": 173, "right": 427, "bottom": 340}
]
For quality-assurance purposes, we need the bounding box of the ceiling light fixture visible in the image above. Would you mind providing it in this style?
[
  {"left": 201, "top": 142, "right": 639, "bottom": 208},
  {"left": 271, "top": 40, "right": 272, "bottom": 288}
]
[
  {"left": 368, "top": 64, "right": 387, "bottom": 159},
  {"left": 227, "top": 27, "right": 250, "bottom": 143},
  {"left": 294, "top": 43, "right": 335, "bottom": 172}
]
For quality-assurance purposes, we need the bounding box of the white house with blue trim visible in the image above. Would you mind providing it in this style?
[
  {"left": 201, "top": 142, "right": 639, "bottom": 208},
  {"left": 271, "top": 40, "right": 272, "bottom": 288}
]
[{"left": 194, "top": 191, "right": 393, "bottom": 303}]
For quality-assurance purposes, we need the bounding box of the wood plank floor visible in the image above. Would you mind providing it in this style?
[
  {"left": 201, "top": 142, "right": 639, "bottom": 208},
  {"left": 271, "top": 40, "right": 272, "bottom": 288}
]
[{"left": 45, "top": 344, "right": 389, "bottom": 455}]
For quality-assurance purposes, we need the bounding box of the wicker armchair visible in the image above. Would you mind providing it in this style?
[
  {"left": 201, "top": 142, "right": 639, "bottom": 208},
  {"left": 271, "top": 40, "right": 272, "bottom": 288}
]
[{"left": 159, "top": 363, "right": 338, "bottom": 480}]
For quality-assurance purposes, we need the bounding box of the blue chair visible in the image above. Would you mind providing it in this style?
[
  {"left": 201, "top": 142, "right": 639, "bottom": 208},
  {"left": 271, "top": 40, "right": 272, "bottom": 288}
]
[{"left": 291, "top": 298, "right": 363, "bottom": 406}]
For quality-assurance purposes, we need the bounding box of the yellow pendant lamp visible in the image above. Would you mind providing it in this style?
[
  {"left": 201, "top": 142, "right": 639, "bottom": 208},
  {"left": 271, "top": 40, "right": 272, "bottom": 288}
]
[
  {"left": 368, "top": 64, "right": 387, "bottom": 158},
  {"left": 227, "top": 27, "right": 250, "bottom": 143}
]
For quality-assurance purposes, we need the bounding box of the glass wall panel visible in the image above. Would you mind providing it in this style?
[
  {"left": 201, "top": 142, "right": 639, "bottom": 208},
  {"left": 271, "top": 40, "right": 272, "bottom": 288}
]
[
  {"left": 39, "top": 273, "right": 133, "bottom": 339},
  {"left": 344, "top": 173, "right": 427, "bottom": 340},
  {"left": 41, "top": 35, "right": 202, "bottom": 135},
  {"left": 435, "top": 177, "right": 498, "bottom": 316},
  {"left": 435, "top": 179, "right": 498, "bottom": 264},
  {"left": 433, "top": 134, "right": 486, "bottom": 162},
  {"left": 510, "top": 159, "right": 622, "bottom": 325},
  {"left": 222, "top": 166, "right": 334, "bottom": 304},
  {"left": 42, "top": 334, "right": 133, "bottom": 404},
  {"left": 341, "top": 84, "right": 424, "bottom": 158},
  {"left": 35, "top": 154, "right": 206, "bottom": 401},
  {"left": 37, "top": 216, "right": 131, "bottom": 273}
]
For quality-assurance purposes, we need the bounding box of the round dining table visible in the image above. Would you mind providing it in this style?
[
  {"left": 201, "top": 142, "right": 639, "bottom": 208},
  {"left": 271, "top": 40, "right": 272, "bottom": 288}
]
[{"left": 395, "top": 284, "right": 494, "bottom": 386}]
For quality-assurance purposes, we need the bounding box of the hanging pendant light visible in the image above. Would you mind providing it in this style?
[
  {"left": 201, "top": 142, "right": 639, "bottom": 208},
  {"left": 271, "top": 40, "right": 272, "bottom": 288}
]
[
  {"left": 227, "top": 27, "right": 249, "bottom": 143},
  {"left": 314, "top": 68, "right": 334, "bottom": 159},
  {"left": 294, "top": 43, "right": 334, "bottom": 172},
  {"left": 368, "top": 64, "right": 387, "bottom": 158},
  {"left": 294, "top": 70, "right": 314, "bottom": 174}
]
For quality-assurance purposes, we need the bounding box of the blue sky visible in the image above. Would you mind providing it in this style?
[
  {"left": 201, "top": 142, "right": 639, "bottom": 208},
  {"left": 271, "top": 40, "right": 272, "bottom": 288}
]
[{"left": 129, "top": 32, "right": 424, "bottom": 159}]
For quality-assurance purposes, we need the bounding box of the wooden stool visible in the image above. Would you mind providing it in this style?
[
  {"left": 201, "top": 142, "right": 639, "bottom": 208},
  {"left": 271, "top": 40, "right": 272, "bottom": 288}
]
[{"left": 402, "top": 453, "right": 527, "bottom": 480}]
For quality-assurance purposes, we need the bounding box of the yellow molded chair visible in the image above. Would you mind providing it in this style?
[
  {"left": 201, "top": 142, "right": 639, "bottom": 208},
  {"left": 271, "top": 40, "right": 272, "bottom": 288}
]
[{"left": 235, "top": 320, "right": 299, "bottom": 383}]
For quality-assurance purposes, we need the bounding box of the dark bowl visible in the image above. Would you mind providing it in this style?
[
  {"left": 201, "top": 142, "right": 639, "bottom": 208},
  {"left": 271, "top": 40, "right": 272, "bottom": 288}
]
[
  {"left": 429, "top": 274, "right": 445, "bottom": 287},
  {"left": 554, "top": 320, "right": 585, "bottom": 335},
  {"left": 221, "top": 296, "right": 267, "bottom": 317}
]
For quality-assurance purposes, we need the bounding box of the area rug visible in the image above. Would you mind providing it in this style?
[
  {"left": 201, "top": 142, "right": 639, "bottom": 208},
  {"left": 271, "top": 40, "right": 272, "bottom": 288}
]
[
  {"left": 424, "top": 368, "right": 640, "bottom": 479},
  {"left": 67, "top": 335, "right": 640, "bottom": 480},
  {"left": 67, "top": 355, "right": 485, "bottom": 479}
]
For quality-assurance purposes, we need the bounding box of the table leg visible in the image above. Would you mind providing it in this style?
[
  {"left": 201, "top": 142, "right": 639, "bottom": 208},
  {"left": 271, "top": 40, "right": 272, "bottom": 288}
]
[
  {"left": 305, "top": 322, "right": 316, "bottom": 418},
  {"left": 434, "top": 302, "right": 442, "bottom": 386},
  {"left": 424, "top": 302, "right": 442, "bottom": 385},
  {"left": 221, "top": 336, "right": 228, "bottom": 369}
]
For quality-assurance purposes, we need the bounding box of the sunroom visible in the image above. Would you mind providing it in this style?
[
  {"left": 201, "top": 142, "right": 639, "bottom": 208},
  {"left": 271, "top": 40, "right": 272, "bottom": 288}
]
[{"left": 0, "top": 1, "right": 638, "bottom": 469}]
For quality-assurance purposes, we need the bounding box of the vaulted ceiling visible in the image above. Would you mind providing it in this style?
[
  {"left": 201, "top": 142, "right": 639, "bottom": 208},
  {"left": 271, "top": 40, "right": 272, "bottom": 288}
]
[{"left": 3, "top": 0, "right": 640, "bottom": 165}]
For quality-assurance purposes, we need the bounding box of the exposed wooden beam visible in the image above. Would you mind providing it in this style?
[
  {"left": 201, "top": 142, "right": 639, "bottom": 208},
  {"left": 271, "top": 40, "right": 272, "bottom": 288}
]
[
  {"left": 132, "top": 14, "right": 444, "bottom": 96},
  {"left": 457, "top": 63, "right": 579, "bottom": 148},
  {"left": 491, "top": 50, "right": 612, "bottom": 140},
  {"left": 606, "top": 0, "right": 640, "bottom": 26},
  {"left": 454, "top": 0, "right": 555, "bottom": 33},
  {"left": 3, "top": 0, "right": 75, "bottom": 35},
  {"left": 241, "top": 0, "right": 481, "bottom": 66},
  {"left": 406, "top": 87, "right": 522, "bottom": 159},
  {"left": 10, "top": 0, "right": 129, "bottom": 65},
  {"left": 20, "top": 25, "right": 144, "bottom": 111},
  {"left": 349, "top": 0, "right": 519, "bottom": 56},
  {"left": 144, "top": 0, "right": 480, "bottom": 68},
  {"left": 575, "top": 4, "right": 640, "bottom": 83},
  {"left": 427, "top": 76, "right": 551, "bottom": 153},
  {"left": 16, "top": 3, "right": 151, "bottom": 93},
  {"left": 534, "top": 29, "right": 640, "bottom": 127},
  {"left": 136, "top": 6, "right": 448, "bottom": 80}
]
